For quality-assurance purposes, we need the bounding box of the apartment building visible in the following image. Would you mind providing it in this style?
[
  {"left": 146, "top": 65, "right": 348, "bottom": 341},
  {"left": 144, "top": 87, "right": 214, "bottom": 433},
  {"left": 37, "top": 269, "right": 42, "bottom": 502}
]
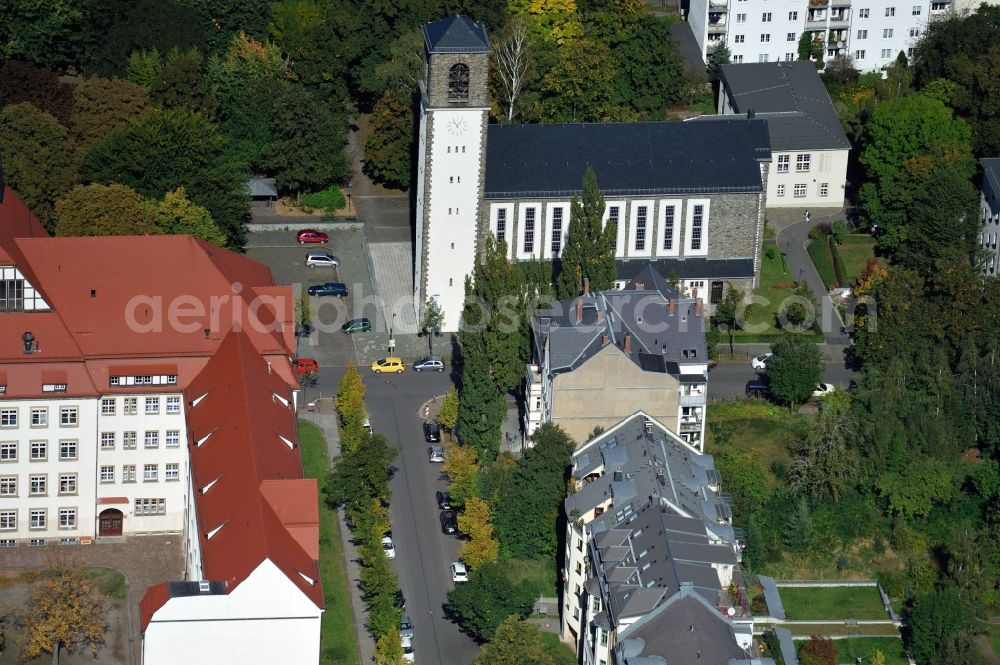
[
  {"left": 688, "top": 0, "right": 953, "bottom": 71},
  {"left": 560, "top": 413, "right": 753, "bottom": 664},
  {"left": 980, "top": 158, "right": 1000, "bottom": 276},
  {"left": 525, "top": 266, "right": 709, "bottom": 448}
]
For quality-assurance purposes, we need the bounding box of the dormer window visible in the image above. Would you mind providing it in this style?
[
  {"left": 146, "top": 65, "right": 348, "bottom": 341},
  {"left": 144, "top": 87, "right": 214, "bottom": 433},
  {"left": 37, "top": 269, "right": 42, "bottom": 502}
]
[
  {"left": 448, "top": 63, "right": 470, "bottom": 102},
  {"left": 0, "top": 278, "right": 24, "bottom": 311}
]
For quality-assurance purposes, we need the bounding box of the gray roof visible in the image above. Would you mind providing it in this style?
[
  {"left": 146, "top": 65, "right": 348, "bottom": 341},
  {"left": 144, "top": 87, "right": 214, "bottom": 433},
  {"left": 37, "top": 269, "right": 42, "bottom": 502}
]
[
  {"left": 484, "top": 118, "right": 771, "bottom": 198},
  {"left": 757, "top": 575, "right": 786, "bottom": 620},
  {"left": 532, "top": 265, "right": 707, "bottom": 377},
  {"left": 616, "top": 257, "right": 755, "bottom": 282},
  {"left": 982, "top": 158, "right": 1000, "bottom": 197},
  {"left": 614, "top": 590, "right": 747, "bottom": 665},
  {"left": 670, "top": 22, "right": 707, "bottom": 73},
  {"left": 422, "top": 15, "right": 489, "bottom": 54},
  {"left": 774, "top": 627, "right": 800, "bottom": 665},
  {"left": 718, "top": 61, "right": 850, "bottom": 152},
  {"left": 246, "top": 177, "right": 277, "bottom": 198}
]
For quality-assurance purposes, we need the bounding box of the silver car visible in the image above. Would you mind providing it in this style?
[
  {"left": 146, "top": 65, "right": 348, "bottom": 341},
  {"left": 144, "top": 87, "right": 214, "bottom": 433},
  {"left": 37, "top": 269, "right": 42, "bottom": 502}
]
[
  {"left": 428, "top": 446, "right": 445, "bottom": 463},
  {"left": 305, "top": 252, "right": 340, "bottom": 268},
  {"left": 413, "top": 356, "right": 445, "bottom": 372}
]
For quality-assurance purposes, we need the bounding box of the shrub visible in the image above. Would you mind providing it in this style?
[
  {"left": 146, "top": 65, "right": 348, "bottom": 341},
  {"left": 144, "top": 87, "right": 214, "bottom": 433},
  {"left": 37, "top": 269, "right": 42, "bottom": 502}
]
[
  {"left": 799, "top": 636, "right": 837, "bottom": 665},
  {"left": 765, "top": 245, "right": 778, "bottom": 260},
  {"left": 832, "top": 220, "right": 848, "bottom": 244},
  {"left": 303, "top": 186, "right": 346, "bottom": 213},
  {"left": 830, "top": 238, "right": 849, "bottom": 286},
  {"left": 808, "top": 225, "right": 828, "bottom": 241}
]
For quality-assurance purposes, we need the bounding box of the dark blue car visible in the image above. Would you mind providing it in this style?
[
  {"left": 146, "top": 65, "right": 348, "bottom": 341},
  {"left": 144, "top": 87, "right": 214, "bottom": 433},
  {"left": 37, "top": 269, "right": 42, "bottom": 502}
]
[{"left": 307, "top": 282, "right": 348, "bottom": 297}]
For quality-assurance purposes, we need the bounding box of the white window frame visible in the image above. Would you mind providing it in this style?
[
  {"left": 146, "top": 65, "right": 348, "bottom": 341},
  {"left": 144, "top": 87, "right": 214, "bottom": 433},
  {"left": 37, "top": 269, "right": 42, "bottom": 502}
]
[
  {"left": 59, "top": 440, "right": 77, "bottom": 461},
  {"left": 627, "top": 201, "right": 654, "bottom": 257},
  {"left": 123, "top": 431, "right": 137, "bottom": 449},
  {"left": 0, "top": 409, "right": 17, "bottom": 428},
  {"left": 788, "top": 10, "right": 798, "bottom": 19},
  {"left": 760, "top": 33, "right": 771, "bottom": 42},
  {"left": 101, "top": 432, "right": 115, "bottom": 450},
  {"left": 820, "top": 183, "right": 830, "bottom": 197},
  {"left": 144, "top": 431, "right": 159, "bottom": 449},
  {"left": 123, "top": 465, "right": 137, "bottom": 483},
  {"left": 794, "top": 183, "right": 808, "bottom": 198},
  {"left": 101, "top": 398, "right": 116, "bottom": 415},
  {"left": 734, "top": 34, "right": 745, "bottom": 43},
  {"left": 659, "top": 199, "right": 681, "bottom": 257},
  {"left": 796, "top": 154, "right": 811, "bottom": 173},
  {"left": 29, "top": 474, "right": 46, "bottom": 496},
  {"left": 144, "top": 397, "right": 159, "bottom": 415},
  {"left": 859, "top": 8, "right": 869, "bottom": 17},
  {"left": 762, "top": 11, "right": 772, "bottom": 21},
  {"left": 1, "top": 442, "right": 17, "bottom": 461},
  {"left": 857, "top": 29, "right": 867, "bottom": 39},
  {"left": 518, "top": 204, "right": 540, "bottom": 260},
  {"left": 604, "top": 202, "right": 627, "bottom": 257},
  {"left": 685, "top": 199, "right": 710, "bottom": 256},
  {"left": 0, "top": 511, "right": 15, "bottom": 530},
  {"left": 59, "top": 508, "right": 76, "bottom": 529},
  {"left": 787, "top": 32, "right": 796, "bottom": 41},
  {"left": 166, "top": 396, "right": 181, "bottom": 415},
  {"left": 100, "top": 466, "right": 115, "bottom": 483},
  {"left": 885, "top": 6, "right": 895, "bottom": 15},
  {"left": 59, "top": 407, "right": 78, "bottom": 427},
  {"left": 776, "top": 184, "right": 786, "bottom": 197},
  {"left": 59, "top": 474, "right": 76, "bottom": 495},
  {"left": 30, "top": 408, "right": 47, "bottom": 427},
  {"left": 29, "top": 509, "right": 45, "bottom": 530},
  {"left": 143, "top": 464, "right": 158, "bottom": 482},
  {"left": 165, "top": 463, "right": 180, "bottom": 481},
  {"left": 0, "top": 476, "right": 15, "bottom": 496},
  {"left": 777, "top": 154, "right": 790, "bottom": 173},
  {"left": 547, "top": 204, "right": 569, "bottom": 259},
  {"left": 856, "top": 49, "right": 866, "bottom": 59},
  {"left": 123, "top": 397, "right": 137, "bottom": 415}
]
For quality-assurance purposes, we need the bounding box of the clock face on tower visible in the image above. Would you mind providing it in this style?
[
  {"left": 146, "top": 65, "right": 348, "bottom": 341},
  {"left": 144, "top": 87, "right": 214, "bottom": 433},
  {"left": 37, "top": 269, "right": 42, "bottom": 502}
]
[{"left": 447, "top": 117, "right": 469, "bottom": 136}]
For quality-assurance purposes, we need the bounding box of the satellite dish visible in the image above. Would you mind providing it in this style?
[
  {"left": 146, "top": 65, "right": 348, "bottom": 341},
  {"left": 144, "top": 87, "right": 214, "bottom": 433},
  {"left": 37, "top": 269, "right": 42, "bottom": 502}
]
[
  {"left": 727, "top": 607, "right": 736, "bottom": 616},
  {"left": 837, "top": 40, "right": 845, "bottom": 48}
]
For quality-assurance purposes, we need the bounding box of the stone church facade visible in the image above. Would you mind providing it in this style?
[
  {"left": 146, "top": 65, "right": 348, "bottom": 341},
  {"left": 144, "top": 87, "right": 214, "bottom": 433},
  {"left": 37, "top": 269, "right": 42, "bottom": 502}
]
[{"left": 415, "top": 16, "right": 772, "bottom": 332}]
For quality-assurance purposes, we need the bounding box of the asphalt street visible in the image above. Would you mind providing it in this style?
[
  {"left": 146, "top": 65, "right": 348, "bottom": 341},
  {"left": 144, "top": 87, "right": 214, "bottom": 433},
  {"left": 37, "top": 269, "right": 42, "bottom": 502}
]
[{"left": 708, "top": 359, "right": 855, "bottom": 399}]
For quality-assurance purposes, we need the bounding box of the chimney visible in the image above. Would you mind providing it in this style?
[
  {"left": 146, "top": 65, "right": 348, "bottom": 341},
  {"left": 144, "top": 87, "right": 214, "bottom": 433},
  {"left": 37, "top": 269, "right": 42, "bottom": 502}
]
[
  {"left": 634, "top": 282, "right": 645, "bottom": 291},
  {"left": 21, "top": 331, "right": 36, "bottom": 355},
  {"left": 695, "top": 300, "right": 703, "bottom": 316},
  {"left": 624, "top": 333, "right": 632, "bottom": 354},
  {"left": 602, "top": 334, "right": 609, "bottom": 346},
  {"left": 583, "top": 277, "right": 590, "bottom": 296},
  {"left": 576, "top": 299, "right": 583, "bottom": 323},
  {"left": 668, "top": 299, "right": 676, "bottom": 316},
  {"left": 597, "top": 309, "right": 605, "bottom": 323}
]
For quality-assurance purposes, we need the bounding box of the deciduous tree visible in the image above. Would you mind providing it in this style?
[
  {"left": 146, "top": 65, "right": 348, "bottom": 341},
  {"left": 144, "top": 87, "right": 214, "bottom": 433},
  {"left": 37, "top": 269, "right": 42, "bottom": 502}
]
[
  {"left": 472, "top": 616, "right": 556, "bottom": 665},
  {"left": 539, "top": 39, "right": 618, "bottom": 122},
  {"left": 375, "top": 629, "right": 404, "bottom": 665},
  {"left": 712, "top": 285, "right": 744, "bottom": 356},
  {"left": 364, "top": 91, "right": 414, "bottom": 190},
  {"left": 0, "top": 60, "right": 73, "bottom": 123},
  {"left": 55, "top": 184, "right": 160, "bottom": 237},
  {"left": 69, "top": 76, "right": 149, "bottom": 156},
  {"left": 443, "top": 442, "right": 479, "bottom": 506},
  {"left": 458, "top": 497, "right": 499, "bottom": 568},
  {"left": 421, "top": 297, "right": 445, "bottom": 354},
  {"left": 150, "top": 49, "right": 217, "bottom": 117},
  {"left": 327, "top": 434, "right": 397, "bottom": 512},
  {"left": 555, "top": 166, "right": 616, "bottom": 298},
  {"left": 437, "top": 388, "right": 460, "bottom": 433},
  {"left": 154, "top": 187, "right": 227, "bottom": 246},
  {"left": 766, "top": 334, "right": 823, "bottom": 408},
  {"left": 0, "top": 0, "right": 90, "bottom": 71},
  {"left": 19, "top": 561, "right": 107, "bottom": 662},
  {"left": 706, "top": 40, "right": 731, "bottom": 83},
  {"left": 798, "top": 635, "right": 836, "bottom": 665},
  {"left": 509, "top": 0, "right": 583, "bottom": 44},
  {"left": 493, "top": 16, "right": 531, "bottom": 121},
  {"left": 445, "top": 561, "right": 535, "bottom": 642},
  {"left": 335, "top": 364, "right": 367, "bottom": 453}
]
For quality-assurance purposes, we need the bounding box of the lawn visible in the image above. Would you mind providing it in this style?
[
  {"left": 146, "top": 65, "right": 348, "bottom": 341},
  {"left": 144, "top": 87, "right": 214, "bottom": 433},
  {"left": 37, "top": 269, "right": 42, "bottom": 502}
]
[
  {"left": 783, "top": 622, "right": 901, "bottom": 637},
  {"left": 508, "top": 556, "right": 559, "bottom": 598},
  {"left": 830, "top": 637, "right": 909, "bottom": 665},
  {"left": 298, "top": 419, "right": 361, "bottom": 665},
  {"left": 705, "top": 402, "right": 801, "bottom": 487},
  {"left": 807, "top": 238, "right": 838, "bottom": 289},
  {"left": 540, "top": 631, "right": 578, "bottom": 665},
  {"left": 988, "top": 623, "right": 1000, "bottom": 660},
  {"left": 833, "top": 236, "right": 876, "bottom": 285},
  {"left": 778, "top": 585, "right": 888, "bottom": 621}
]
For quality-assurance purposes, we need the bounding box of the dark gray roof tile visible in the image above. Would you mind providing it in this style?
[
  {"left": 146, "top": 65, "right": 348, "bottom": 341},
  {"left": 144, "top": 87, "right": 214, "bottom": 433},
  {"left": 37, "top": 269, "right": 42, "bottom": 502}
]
[{"left": 422, "top": 15, "right": 489, "bottom": 53}]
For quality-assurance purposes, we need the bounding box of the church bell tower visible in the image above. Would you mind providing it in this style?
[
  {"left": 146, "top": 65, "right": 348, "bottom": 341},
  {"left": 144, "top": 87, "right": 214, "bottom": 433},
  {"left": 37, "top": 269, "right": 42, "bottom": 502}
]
[{"left": 414, "top": 15, "right": 491, "bottom": 333}]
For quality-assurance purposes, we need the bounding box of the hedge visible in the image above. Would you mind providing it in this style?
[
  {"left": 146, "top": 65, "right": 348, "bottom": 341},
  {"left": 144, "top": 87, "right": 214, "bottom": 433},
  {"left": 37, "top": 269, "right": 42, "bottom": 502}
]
[{"left": 830, "top": 237, "right": 848, "bottom": 287}]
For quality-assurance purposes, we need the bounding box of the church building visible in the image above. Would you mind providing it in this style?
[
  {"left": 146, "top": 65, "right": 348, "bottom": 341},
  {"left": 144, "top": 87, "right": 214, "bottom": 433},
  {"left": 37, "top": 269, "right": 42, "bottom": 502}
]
[{"left": 415, "top": 16, "right": 773, "bottom": 332}]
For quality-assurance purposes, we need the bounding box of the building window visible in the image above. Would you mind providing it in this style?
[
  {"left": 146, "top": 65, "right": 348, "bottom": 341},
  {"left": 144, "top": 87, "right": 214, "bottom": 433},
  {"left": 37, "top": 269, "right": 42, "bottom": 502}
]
[
  {"left": 608, "top": 205, "right": 620, "bottom": 252},
  {"left": 523, "top": 208, "right": 535, "bottom": 254},
  {"left": 856, "top": 49, "right": 866, "bottom": 59},
  {"left": 124, "top": 398, "right": 137, "bottom": 415},
  {"left": 59, "top": 407, "right": 78, "bottom": 427},
  {"left": 29, "top": 509, "right": 45, "bottom": 530},
  {"left": 448, "top": 63, "right": 470, "bottom": 102},
  {"left": 496, "top": 208, "right": 507, "bottom": 245},
  {"left": 0, "top": 279, "right": 24, "bottom": 311},
  {"left": 734, "top": 34, "right": 745, "bottom": 43},
  {"left": 907, "top": 47, "right": 914, "bottom": 58},
  {"left": 1, "top": 409, "right": 17, "bottom": 428},
  {"left": 145, "top": 397, "right": 159, "bottom": 415},
  {"left": 820, "top": 183, "right": 830, "bottom": 197},
  {"left": 59, "top": 508, "right": 76, "bottom": 529},
  {"left": 101, "top": 432, "right": 115, "bottom": 450},
  {"left": 912, "top": 4, "right": 921, "bottom": 13},
  {"left": 885, "top": 6, "right": 895, "bottom": 15},
  {"left": 29, "top": 441, "right": 44, "bottom": 461},
  {"left": 909, "top": 27, "right": 919, "bottom": 36},
  {"left": 0, "top": 511, "right": 15, "bottom": 530},
  {"left": 777, "top": 154, "right": 790, "bottom": 173},
  {"left": 785, "top": 52, "right": 795, "bottom": 61},
  {"left": 635, "top": 206, "right": 649, "bottom": 251},
  {"left": 0, "top": 442, "right": 18, "bottom": 462},
  {"left": 100, "top": 466, "right": 115, "bottom": 482},
  {"left": 859, "top": 7, "right": 869, "bottom": 16},
  {"left": 733, "top": 54, "right": 744, "bottom": 63},
  {"left": 144, "top": 464, "right": 158, "bottom": 482},
  {"left": 165, "top": 430, "right": 180, "bottom": 447},
  {"left": 0, "top": 476, "right": 15, "bottom": 496},
  {"left": 691, "top": 205, "right": 704, "bottom": 251},
  {"left": 29, "top": 475, "right": 46, "bottom": 496},
  {"left": 123, "top": 465, "right": 136, "bottom": 483},
  {"left": 59, "top": 440, "right": 77, "bottom": 461},
  {"left": 144, "top": 431, "right": 159, "bottom": 448},
  {"left": 759, "top": 53, "right": 770, "bottom": 62},
  {"left": 736, "top": 12, "right": 746, "bottom": 22},
  {"left": 600, "top": 629, "right": 609, "bottom": 646},
  {"left": 881, "top": 48, "right": 892, "bottom": 58},
  {"left": 663, "top": 206, "right": 675, "bottom": 251},
  {"left": 30, "top": 408, "right": 47, "bottom": 427},
  {"left": 123, "top": 432, "right": 137, "bottom": 449},
  {"left": 788, "top": 10, "right": 798, "bottom": 19},
  {"left": 166, "top": 463, "right": 180, "bottom": 481},
  {"left": 883, "top": 28, "right": 893, "bottom": 38},
  {"left": 787, "top": 32, "right": 796, "bottom": 41},
  {"left": 101, "top": 398, "right": 116, "bottom": 415},
  {"left": 59, "top": 474, "right": 76, "bottom": 495},
  {"left": 760, "top": 33, "right": 770, "bottom": 42},
  {"left": 135, "top": 498, "right": 166, "bottom": 515},
  {"left": 166, "top": 396, "right": 181, "bottom": 414},
  {"left": 777, "top": 184, "right": 785, "bottom": 197},
  {"left": 551, "top": 207, "right": 564, "bottom": 256},
  {"left": 794, "top": 183, "right": 808, "bottom": 197},
  {"left": 762, "top": 11, "right": 772, "bottom": 21},
  {"left": 796, "top": 154, "right": 811, "bottom": 172},
  {"left": 857, "top": 29, "right": 867, "bottom": 38}
]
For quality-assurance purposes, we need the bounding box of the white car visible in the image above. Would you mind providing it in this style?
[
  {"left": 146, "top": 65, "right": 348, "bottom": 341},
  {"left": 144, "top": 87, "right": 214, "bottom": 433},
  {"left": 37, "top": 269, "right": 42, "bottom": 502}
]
[
  {"left": 450, "top": 561, "right": 468, "bottom": 583},
  {"left": 813, "top": 383, "right": 837, "bottom": 397},
  {"left": 428, "top": 446, "right": 445, "bottom": 463},
  {"left": 751, "top": 352, "right": 773, "bottom": 370},
  {"left": 305, "top": 252, "right": 340, "bottom": 268},
  {"left": 400, "top": 634, "right": 415, "bottom": 663},
  {"left": 381, "top": 535, "right": 396, "bottom": 560}
]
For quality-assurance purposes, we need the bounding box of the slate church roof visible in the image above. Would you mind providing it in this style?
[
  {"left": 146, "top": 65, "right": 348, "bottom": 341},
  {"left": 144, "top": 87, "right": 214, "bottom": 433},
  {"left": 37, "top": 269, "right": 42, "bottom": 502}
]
[
  {"left": 484, "top": 118, "right": 771, "bottom": 198},
  {"left": 423, "top": 15, "right": 489, "bottom": 53}
]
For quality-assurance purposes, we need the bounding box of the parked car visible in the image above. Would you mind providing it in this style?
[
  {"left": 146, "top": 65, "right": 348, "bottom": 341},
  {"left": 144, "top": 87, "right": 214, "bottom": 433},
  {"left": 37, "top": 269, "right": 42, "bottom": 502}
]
[
  {"left": 305, "top": 251, "right": 340, "bottom": 268},
  {"left": 341, "top": 318, "right": 372, "bottom": 334},
  {"left": 296, "top": 229, "right": 328, "bottom": 244},
  {"left": 423, "top": 420, "right": 441, "bottom": 443},
  {"left": 435, "top": 490, "right": 452, "bottom": 510},
  {"left": 295, "top": 358, "right": 319, "bottom": 375},
  {"left": 746, "top": 379, "right": 770, "bottom": 399},
  {"left": 371, "top": 357, "right": 405, "bottom": 374},
  {"left": 400, "top": 635, "right": 415, "bottom": 663},
  {"left": 307, "top": 282, "right": 348, "bottom": 297},
  {"left": 440, "top": 509, "right": 458, "bottom": 534},
  {"left": 381, "top": 535, "right": 396, "bottom": 559},
  {"left": 294, "top": 323, "right": 314, "bottom": 337},
  {"left": 751, "top": 352, "right": 773, "bottom": 370},
  {"left": 413, "top": 356, "right": 445, "bottom": 372},
  {"left": 428, "top": 446, "right": 445, "bottom": 463},
  {"left": 450, "top": 561, "right": 468, "bottom": 583},
  {"left": 813, "top": 383, "right": 836, "bottom": 397},
  {"left": 399, "top": 613, "right": 414, "bottom": 640}
]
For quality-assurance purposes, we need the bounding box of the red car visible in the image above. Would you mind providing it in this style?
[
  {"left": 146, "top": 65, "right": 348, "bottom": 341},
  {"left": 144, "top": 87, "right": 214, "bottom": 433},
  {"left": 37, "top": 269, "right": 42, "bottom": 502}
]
[
  {"left": 295, "top": 358, "right": 319, "bottom": 375},
  {"left": 297, "top": 230, "right": 329, "bottom": 245}
]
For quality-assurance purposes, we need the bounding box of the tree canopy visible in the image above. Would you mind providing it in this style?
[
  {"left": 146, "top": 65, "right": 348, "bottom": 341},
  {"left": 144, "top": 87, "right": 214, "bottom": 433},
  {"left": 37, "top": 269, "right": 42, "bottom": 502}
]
[
  {"left": 555, "top": 166, "right": 616, "bottom": 298},
  {"left": 55, "top": 183, "right": 160, "bottom": 237},
  {"left": 766, "top": 335, "right": 823, "bottom": 408}
]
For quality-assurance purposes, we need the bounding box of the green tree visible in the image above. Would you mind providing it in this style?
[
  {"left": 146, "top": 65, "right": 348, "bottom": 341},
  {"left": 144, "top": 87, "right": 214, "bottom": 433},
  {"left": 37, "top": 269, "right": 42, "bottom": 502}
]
[
  {"left": 509, "top": 0, "right": 583, "bottom": 44},
  {"left": 766, "top": 335, "right": 822, "bottom": 408},
  {"left": 445, "top": 561, "right": 536, "bottom": 642},
  {"left": 154, "top": 187, "right": 227, "bottom": 245},
  {"left": 443, "top": 442, "right": 480, "bottom": 506},
  {"left": 706, "top": 40, "right": 731, "bottom": 83},
  {"left": 437, "top": 388, "right": 460, "bottom": 433},
  {"left": 787, "top": 392, "right": 858, "bottom": 501},
  {"left": 267, "top": 0, "right": 349, "bottom": 101},
  {"left": 150, "top": 49, "right": 218, "bottom": 117},
  {"left": 326, "top": 434, "right": 397, "bottom": 512},
  {"left": 713, "top": 448, "right": 771, "bottom": 523},
  {"left": 907, "top": 583, "right": 974, "bottom": 665},
  {"left": 127, "top": 48, "right": 164, "bottom": 86},
  {"left": 0, "top": 59, "right": 74, "bottom": 123},
  {"left": 472, "top": 616, "right": 557, "bottom": 665},
  {"left": 713, "top": 285, "right": 743, "bottom": 356},
  {"left": 797, "top": 32, "right": 814, "bottom": 61},
  {"left": 335, "top": 364, "right": 367, "bottom": 453},
  {"left": 555, "top": 166, "right": 616, "bottom": 298},
  {"left": 295, "top": 286, "right": 312, "bottom": 327},
  {"left": 55, "top": 184, "right": 160, "bottom": 237},
  {"left": 539, "top": 39, "right": 619, "bottom": 122},
  {"left": 0, "top": 103, "right": 76, "bottom": 227},
  {"left": 19, "top": 560, "right": 107, "bottom": 662},
  {"left": 781, "top": 496, "right": 813, "bottom": 552},
  {"left": 458, "top": 496, "right": 500, "bottom": 568},
  {"left": 68, "top": 76, "right": 149, "bottom": 156},
  {"left": 82, "top": 107, "right": 250, "bottom": 248},
  {"left": 877, "top": 457, "right": 955, "bottom": 518},
  {"left": 0, "top": 0, "right": 90, "bottom": 70},
  {"left": 364, "top": 91, "right": 414, "bottom": 189},
  {"left": 374, "top": 629, "right": 404, "bottom": 665},
  {"left": 422, "top": 298, "right": 445, "bottom": 354}
]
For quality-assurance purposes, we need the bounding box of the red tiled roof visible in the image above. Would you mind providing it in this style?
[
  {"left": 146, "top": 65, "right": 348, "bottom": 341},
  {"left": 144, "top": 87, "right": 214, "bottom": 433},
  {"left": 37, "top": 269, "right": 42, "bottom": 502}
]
[
  {"left": 184, "top": 331, "right": 323, "bottom": 610},
  {"left": 0, "top": 186, "right": 48, "bottom": 263},
  {"left": 107, "top": 364, "right": 179, "bottom": 376},
  {"left": 139, "top": 583, "right": 170, "bottom": 632},
  {"left": 0, "top": 361, "right": 98, "bottom": 399},
  {"left": 260, "top": 479, "right": 320, "bottom": 560}
]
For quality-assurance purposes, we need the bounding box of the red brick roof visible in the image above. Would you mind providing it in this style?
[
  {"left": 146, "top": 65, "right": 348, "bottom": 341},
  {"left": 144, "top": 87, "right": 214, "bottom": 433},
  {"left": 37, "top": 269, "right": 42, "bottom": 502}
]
[{"left": 139, "top": 583, "right": 170, "bottom": 633}]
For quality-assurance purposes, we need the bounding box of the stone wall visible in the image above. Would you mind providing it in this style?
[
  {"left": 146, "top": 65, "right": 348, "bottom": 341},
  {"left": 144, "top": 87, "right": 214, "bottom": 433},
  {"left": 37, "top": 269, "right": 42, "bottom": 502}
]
[{"left": 426, "top": 52, "right": 490, "bottom": 109}]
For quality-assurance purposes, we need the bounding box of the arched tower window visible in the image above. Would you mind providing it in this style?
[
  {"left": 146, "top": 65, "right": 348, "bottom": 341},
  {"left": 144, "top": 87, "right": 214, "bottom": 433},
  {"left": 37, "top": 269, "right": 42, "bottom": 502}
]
[{"left": 448, "top": 63, "right": 470, "bottom": 102}]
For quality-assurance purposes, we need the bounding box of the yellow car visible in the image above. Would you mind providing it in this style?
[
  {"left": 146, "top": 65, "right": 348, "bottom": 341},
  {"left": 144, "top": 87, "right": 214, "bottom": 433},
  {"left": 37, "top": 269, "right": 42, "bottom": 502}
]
[{"left": 371, "top": 357, "right": 405, "bottom": 374}]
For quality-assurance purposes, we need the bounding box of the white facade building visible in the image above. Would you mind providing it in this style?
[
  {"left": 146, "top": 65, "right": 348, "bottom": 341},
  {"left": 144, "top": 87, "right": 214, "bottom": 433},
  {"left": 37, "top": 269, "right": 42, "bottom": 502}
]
[
  {"left": 688, "top": 0, "right": 953, "bottom": 71},
  {"left": 980, "top": 158, "right": 1000, "bottom": 276}
]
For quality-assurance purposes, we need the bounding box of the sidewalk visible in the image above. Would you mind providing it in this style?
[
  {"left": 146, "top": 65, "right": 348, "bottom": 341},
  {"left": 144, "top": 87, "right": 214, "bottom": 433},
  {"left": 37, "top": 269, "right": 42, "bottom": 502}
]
[
  {"left": 300, "top": 405, "right": 376, "bottom": 665},
  {"left": 713, "top": 342, "right": 850, "bottom": 363}
]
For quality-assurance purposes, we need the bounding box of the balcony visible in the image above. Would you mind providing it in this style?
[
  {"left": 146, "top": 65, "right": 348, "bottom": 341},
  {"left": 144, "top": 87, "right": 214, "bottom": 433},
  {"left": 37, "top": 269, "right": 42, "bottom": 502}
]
[
  {"left": 709, "top": 0, "right": 729, "bottom": 8},
  {"left": 830, "top": 0, "right": 850, "bottom": 5},
  {"left": 680, "top": 392, "right": 707, "bottom": 407},
  {"left": 708, "top": 13, "right": 727, "bottom": 26},
  {"left": 829, "top": 13, "right": 850, "bottom": 27},
  {"left": 680, "top": 418, "right": 703, "bottom": 432}
]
